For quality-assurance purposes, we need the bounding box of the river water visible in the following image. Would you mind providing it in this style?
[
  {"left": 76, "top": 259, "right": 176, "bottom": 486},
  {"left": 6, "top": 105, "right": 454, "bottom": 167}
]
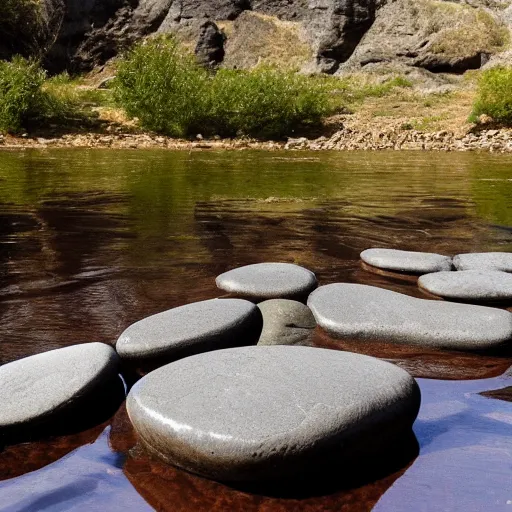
[{"left": 0, "top": 149, "right": 511, "bottom": 511}]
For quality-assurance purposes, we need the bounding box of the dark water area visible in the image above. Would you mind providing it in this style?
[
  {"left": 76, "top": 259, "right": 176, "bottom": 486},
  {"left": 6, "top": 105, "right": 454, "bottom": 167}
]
[{"left": 0, "top": 148, "right": 512, "bottom": 510}]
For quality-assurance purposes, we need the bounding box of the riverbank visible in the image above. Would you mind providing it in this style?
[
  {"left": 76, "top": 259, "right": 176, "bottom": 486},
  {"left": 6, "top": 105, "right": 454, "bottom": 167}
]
[{"left": 2, "top": 125, "right": 512, "bottom": 153}]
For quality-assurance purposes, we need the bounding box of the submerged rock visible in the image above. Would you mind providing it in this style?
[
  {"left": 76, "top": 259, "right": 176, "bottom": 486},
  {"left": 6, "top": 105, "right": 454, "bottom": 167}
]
[
  {"left": 216, "top": 262, "right": 317, "bottom": 301},
  {"left": 361, "top": 248, "right": 452, "bottom": 274},
  {"left": 0, "top": 343, "right": 119, "bottom": 435},
  {"left": 453, "top": 252, "right": 512, "bottom": 272},
  {"left": 257, "top": 299, "right": 316, "bottom": 346},
  {"left": 127, "top": 346, "right": 420, "bottom": 482},
  {"left": 418, "top": 270, "right": 512, "bottom": 302},
  {"left": 116, "top": 298, "right": 262, "bottom": 363},
  {"left": 308, "top": 283, "right": 512, "bottom": 352}
]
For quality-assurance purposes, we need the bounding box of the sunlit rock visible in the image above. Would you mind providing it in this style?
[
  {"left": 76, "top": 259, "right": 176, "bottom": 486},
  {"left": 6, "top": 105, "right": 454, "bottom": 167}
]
[
  {"left": 308, "top": 283, "right": 512, "bottom": 351},
  {"left": 453, "top": 252, "right": 512, "bottom": 272},
  {"left": 361, "top": 248, "right": 452, "bottom": 274},
  {"left": 116, "top": 298, "right": 262, "bottom": 363},
  {"left": 216, "top": 263, "right": 317, "bottom": 301},
  {"left": 127, "top": 346, "right": 420, "bottom": 482}
]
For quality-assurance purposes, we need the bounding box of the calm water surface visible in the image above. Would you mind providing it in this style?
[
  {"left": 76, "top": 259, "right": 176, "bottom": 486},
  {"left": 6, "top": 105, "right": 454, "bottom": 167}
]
[{"left": 0, "top": 149, "right": 511, "bottom": 511}]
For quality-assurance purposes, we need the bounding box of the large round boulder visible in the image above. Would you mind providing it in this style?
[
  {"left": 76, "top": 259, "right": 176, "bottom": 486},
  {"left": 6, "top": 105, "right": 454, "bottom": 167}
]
[
  {"left": 418, "top": 270, "right": 512, "bottom": 302},
  {"left": 0, "top": 343, "right": 119, "bottom": 438},
  {"left": 257, "top": 299, "right": 316, "bottom": 346},
  {"left": 360, "top": 248, "right": 452, "bottom": 274},
  {"left": 453, "top": 252, "right": 512, "bottom": 272},
  {"left": 308, "top": 283, "right": 512, "bottom": 352},
  {"left": 116, "top": 298, "right": 262, "bottom": 363},
  {"left": 127, "top": 346, "right": 420, "bottom": 482},
  {"left": 215, "top": 263, "right": 317, "bottom": 301}
]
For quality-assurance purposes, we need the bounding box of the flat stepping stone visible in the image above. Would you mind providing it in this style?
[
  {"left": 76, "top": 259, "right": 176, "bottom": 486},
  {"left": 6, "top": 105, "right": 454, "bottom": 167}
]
[
  {"left": 361, "top": 248, "right": 452, "bottom": 274},
  {"left": 127, "top": 346, "right": 420, "bottom": 482},
  {"left": 116, "top": 298, "right": 262, "bottom": 362},
  {"left": 418, "top": 270, "right": 512, "bottom": 302},
  {"left": 308, "top": 283, "right": 512, "bottom": 352},
  {"left": 257, "top": 299, "right": 316, "bottom": 346},
  {"left": 0, "top": 343, "right": 119, "bottom": 434},
  {"left": 215, "top": 263, "right": 317, "bottom": 300},
  {"left": 453, "top": 252, "right": 512, "bottom": 272}
]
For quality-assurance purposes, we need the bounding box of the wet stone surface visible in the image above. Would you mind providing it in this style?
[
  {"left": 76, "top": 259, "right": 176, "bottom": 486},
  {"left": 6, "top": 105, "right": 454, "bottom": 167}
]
[
  {"left": 308, "top": 283, "right": 512, "bottom": 352},
  {"left": 418, "top": 270, "right": 512, "bottom": 302},
  {"left": 360, "top": 248, "right": 453, "bottom": 274},
  {"left": 257, "top": 299, "right": 316, "bottom": 346},
  {"left": 116, "top": 298, "right": 263, "bottom": 364},
  {"left": 453, "top": 252, "right": 512, "bottom": 272},
  {"left": 127, "top": 346, "right": 420, "bottom": 482},
  {"left": 0, "top": 343, "right": 120, "bottom": 440},
  {"left": 215, "top": 263, "right": 318, "bottom": 301}
]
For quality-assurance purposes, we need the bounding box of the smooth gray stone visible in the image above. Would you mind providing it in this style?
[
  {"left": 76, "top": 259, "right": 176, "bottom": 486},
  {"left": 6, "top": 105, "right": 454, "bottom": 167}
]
[
  {"left": 257, "top": 299, "right": 316, "bottom": 346},
  {"left": 453, "top": 252, "right": 512, "bottom": 272},
  {"left": 0, "top": 343, "right": 118, "bottom": 430},
  {"left": 308, "top": 283, "right": 512, "bottom": 351},
  {"left": 215, "top": 263, "right": 317, "bottom": 300},
  {"left": 127, "top": 346, "right": 420, "bottom": 482},
  {"left": 418, "top": 270, "right": 512, "bottom": 301},
  {"left": 361, "top": 248, "right": 452, "bottom": 274},
  {"left": 116, "top": 298, "right": 262, "bottom": 362}
]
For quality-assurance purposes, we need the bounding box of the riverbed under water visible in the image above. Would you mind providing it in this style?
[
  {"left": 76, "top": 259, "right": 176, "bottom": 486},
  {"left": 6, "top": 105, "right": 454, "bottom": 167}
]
[{"left": 0, "top": 149, "right": 511, "bottom": 511}]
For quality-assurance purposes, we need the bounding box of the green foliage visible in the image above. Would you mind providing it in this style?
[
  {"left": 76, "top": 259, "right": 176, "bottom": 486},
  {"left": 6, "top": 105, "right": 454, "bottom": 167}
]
[
  {"left": 0, "top": 59, "right": 88, "bottom": 134},
  {"left": 471, "top": 67, "right": 512, "bottom": 125},
  {"left": 0, "top": 57, "right": 45, "bottom": 133},
  {"left": 114, "top": 37, "right": 332, "bottom": 139}
]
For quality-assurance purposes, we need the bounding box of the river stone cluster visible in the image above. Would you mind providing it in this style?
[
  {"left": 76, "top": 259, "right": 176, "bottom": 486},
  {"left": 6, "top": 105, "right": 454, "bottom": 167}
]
[
  {"left": 419, "top": 270, "right": 512, "bottom": 302},
  {"left": 360, "top": 249, "right": 512, "bottom": 303},
  {"left": 127, "top": 346, "right": 420, "bottom": 481},
  {"left": 361, "top": 248, "right": 453, "bottom": 274},
  {"left": 215, "top": 262, "right": 318, "bottom": 301},
  {"left": 308, "top": 283, "right": 512, "bottom": 352},
  {"left": 116, "top": 298, "right": 263, "bottom": 362},
  {"left": 0, "top": 343, "right": 119, "bottom": 436},
  {"left": 6, "top": 253, "right": 512, "bottom": 485}
]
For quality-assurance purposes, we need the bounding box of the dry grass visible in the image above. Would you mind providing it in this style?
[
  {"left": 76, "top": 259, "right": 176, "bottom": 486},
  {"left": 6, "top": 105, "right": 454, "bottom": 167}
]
[
  {"left": 221, "top": 12, "right": 311, "bottom": 70},
  {"left": 429, "top": 7, "right": 509, "bottom": 58},
  {"left": 344, "top": 86, "right": 477, "bottom": 134}
]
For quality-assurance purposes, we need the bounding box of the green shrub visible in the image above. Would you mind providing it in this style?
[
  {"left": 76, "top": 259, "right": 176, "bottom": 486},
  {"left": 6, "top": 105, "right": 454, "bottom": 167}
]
[
  {"left": 471, "top": 67, "right": 512, "bottom": 124},
  {"left": 0, "top": 56, "right": 45, "bottom": 133},
  {"left": 114, "top": 37, "right": 210, "bottom": 137},
  {"left": 0, "top": 58, "right": 82, "bottom": 133},
  {"left": 0, "top": 0, "right": 42, "bottom": 55},
  {"left": 114, "top": 37, "right": 332, "bottom": 139}
]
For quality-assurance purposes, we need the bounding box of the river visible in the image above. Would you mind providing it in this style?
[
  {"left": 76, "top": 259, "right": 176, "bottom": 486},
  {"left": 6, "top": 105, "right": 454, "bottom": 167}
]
[{"left": 0, "top": 149, "right": 511, "bottom": 511}]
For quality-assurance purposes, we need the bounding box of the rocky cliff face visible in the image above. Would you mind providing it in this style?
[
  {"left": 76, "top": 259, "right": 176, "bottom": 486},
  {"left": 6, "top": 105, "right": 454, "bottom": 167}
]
[
  {"left": 5, "top": 0, "right": 512, "bottom": 76},
  {"left": 0, "top": 0, "right": 65, "bottom": 61}
]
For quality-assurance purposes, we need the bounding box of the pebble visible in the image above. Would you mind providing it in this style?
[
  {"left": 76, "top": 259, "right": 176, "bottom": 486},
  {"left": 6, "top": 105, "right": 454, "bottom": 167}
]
[
  {"left": 215, "top": 263, "right": 317, "bottom": 301},
  {"left": 418, "top": 270, "right": 512, "bottom": 302},
  {"left": 0, "top": 343, "right": 119, "bottom": 434},
  {"left": 361, "top": 248, "right": 452, "bottom": 274},
  {"left": 307, "top": 283, "right": 512, "bottom": 351},
  {"left": 127, "top": 346, "right": 420, "bottom": 481},
  {"left": 257, "top": 299, "right": 316, "bottom": 346},
  {"left": 453, "top": 252, "right": 512, "bottom": 272},
  {"left": 116, "top": 298, "right": 263, "bottom": 362}
]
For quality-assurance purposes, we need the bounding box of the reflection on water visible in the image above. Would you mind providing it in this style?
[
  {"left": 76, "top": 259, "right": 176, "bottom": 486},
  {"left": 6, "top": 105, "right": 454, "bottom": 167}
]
[
  {"left": 0, "top": 376, "right": 510, "bottom": 512},
  {"left": 1, "top": 149, "right": 512, "bottom": 510}
]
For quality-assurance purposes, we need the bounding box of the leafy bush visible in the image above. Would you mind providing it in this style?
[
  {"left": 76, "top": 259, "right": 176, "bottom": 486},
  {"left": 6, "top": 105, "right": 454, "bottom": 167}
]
[
  {"left": 114, "top": 37, "right": 332, "bottom": 139},
  {"left": 0, "top": 57, "right": 45, "bottom": 133},
  {"left": 0, "top": 58, "right": 83, "bottom": 133},
  {"left": 471, "top": 67, "right": 512, "bottom": 125},
  {"left": 0, "top": 0, "right": 42, "bottom": 56}
]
